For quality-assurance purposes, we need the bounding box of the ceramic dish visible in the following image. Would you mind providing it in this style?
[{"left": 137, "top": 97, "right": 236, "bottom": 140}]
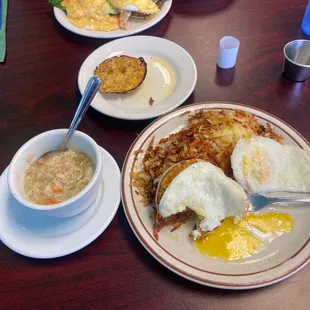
[
  {"left": 8, "top": 129, "right": 102, "bottom": 218},
  {"left": 0, "top": 146, "right": 120, "bottom": 258},
  {"left": 53, "top": 1, "right": 172, "bottom": 39},
  {"left": 121, "top": 102, "right": 310, "bottom": 290},
  {"left": 78, "top": 36, "right": 197, "bottom": 120}
]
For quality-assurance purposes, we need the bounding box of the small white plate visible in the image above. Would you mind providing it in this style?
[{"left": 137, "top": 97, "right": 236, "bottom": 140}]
[
  {"left": 53, "top": 1, "right": 172, "bottom": 39},
  {"left": 122, "top": 102, "right": 310, "bottom": 289},
  {"left": 0, "top": 147, "right": 120, "bottom": 259},
  {"left": 78, "top": 36, "right": 197, "bottom": 120}
]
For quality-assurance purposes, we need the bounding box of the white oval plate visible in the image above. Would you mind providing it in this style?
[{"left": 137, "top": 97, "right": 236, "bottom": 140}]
[
  {"left": 122, "top": 102, "right": 310, "bottom": 289},
  {"left": 53, "top": 1, "right": 172, "bottom": 39},
  {"left": 78, "top": 36, "right": 197, "bottom": 120},
  {"left": 0, "top": 147, "right": 120, "bottom": 259}
]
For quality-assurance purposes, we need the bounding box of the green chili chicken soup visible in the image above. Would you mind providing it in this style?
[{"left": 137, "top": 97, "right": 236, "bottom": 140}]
[{"left": 24, "top": 148, "right": 94, "bottom": 205}]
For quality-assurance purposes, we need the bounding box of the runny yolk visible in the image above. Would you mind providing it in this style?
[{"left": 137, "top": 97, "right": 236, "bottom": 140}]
[
  {"left": 242, "top": 148, "right": 272, "bottom": 185},
  {"left": 194, "top": 212, "right": 293, "bottom": 260}
]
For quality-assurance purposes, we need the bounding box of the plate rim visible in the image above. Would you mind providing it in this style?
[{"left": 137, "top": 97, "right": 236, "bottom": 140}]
[
  {"left": 78, "top": 35, "right": 198, "bottom": 120},
  {"left": 0, "top": 146, "right": 121, "bottom": 259},
  {"left": 121, "top": 101, "right": 310, "bottom": 289},
  {"left": 53, "top": 1, "right": 172, "bottom": 39}
]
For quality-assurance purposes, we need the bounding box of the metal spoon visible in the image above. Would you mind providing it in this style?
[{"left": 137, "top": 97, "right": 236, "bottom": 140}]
[
  {"left": 247, "top": 192, "right": 310, "bottom": 212},
  {"left": 41, "top": 76, "right": 102, "bottom": 157}
]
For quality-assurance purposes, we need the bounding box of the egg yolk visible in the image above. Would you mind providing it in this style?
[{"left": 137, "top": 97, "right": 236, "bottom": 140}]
[
  {"left": 194, "top": 212, "right": 293, "bottom": 260},
  {"left": 242, "top": 147, "right": 272, "bottom": 185}
]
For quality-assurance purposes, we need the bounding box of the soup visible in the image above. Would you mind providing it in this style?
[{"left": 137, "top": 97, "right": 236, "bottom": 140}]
[{"left": 24, "top": 148, "right": 94, "bottom": 205}]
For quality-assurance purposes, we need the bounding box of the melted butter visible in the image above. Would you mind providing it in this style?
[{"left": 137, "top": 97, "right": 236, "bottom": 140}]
[
  {"left": 194, "top": 212, "right": 293, "bottom": 260},
  {"left": 126, "top": 56, "right": 176, "bottom": 106}
]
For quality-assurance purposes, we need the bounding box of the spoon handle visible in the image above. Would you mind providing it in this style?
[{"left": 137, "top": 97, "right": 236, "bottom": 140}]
[
  {"left": 60, "top": 76, "right": 102, "bottom": 150},
  {"left": 267, "top": 195, "right": 310, "bottom": 204}
]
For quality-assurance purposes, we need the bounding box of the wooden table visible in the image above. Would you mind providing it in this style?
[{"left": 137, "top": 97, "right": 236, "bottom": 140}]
[{"left": 1, "top": 0, "right": 309, "bottom": 309}]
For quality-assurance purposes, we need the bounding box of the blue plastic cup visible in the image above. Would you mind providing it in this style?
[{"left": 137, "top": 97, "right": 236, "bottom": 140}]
[{"left": 302, "top": 0, "right": 310, "bottom": 36}]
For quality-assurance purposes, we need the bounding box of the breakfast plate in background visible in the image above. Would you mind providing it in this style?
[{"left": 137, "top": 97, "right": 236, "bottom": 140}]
[
  {"left": 53, "top": 1, "right": 172, "bottom": 39},
  {"left": 121, "top": 102, "right": 310, "bottom": 289},
  {"left": 0, "top": 147, "right": 120, "bottom": 259},
  {"left": 78, "top": 36, "right": 197, "bottom": 120}
]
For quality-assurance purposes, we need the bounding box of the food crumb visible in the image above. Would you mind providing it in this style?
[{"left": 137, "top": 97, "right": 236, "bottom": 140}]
[
  {"left": 134, "top": 149, "right": 144, "bottom": 156},
  {"left": 149, "top": 97, "right": 154, "bottom": 106}
]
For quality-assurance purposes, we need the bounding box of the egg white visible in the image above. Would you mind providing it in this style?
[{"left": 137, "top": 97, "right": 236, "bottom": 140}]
[{"left": 158, "top": 162, "right": 247, "bottom": 237}]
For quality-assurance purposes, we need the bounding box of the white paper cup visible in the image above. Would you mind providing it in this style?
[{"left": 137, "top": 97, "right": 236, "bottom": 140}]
[{"left": 217, "top": 36, "right": 240, "bottom": 69}]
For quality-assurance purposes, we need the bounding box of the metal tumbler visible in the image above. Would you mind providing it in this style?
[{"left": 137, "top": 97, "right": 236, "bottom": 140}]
[{"left": 283, "top": 39, "right": 310, "bottom": 82}]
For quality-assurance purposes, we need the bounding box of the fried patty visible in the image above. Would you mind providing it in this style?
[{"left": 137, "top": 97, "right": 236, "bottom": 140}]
[{"left": 94, "top": 55, "right": 147, "bottom": 93}]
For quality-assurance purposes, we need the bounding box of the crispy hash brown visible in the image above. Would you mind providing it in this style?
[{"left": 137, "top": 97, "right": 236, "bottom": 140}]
[
  {"left": 94, "top": 56, "right": 147, "bottom": 93},
  {"left": 130, "top": 109, "right": 283, "bottom": 239}
]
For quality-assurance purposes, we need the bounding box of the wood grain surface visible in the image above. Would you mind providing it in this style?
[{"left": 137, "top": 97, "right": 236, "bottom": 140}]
[{"left": 0, "top": 0, "right": 310, "bottom": 309}]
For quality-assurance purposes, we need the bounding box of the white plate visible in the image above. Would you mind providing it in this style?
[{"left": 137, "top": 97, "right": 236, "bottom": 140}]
[
  {"left": 53, "top": 1, "right": 172, "bottom": 39},
  {"left": 78, "top": 36, "right": 197, "bottom": 120},
  {"left": 122, "top": 102, "right": 310, "bottom": 289},
  {"left": 0, "top": 147, "right": 120, "bottom": 259}
]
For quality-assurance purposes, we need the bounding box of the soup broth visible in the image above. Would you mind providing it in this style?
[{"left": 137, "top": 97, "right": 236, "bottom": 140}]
[{"left": 24, "top": 148, "right": 94, "bottom": 205}]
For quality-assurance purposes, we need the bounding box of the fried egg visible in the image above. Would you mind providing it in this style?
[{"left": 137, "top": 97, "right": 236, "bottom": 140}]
[
  {"left": 231, "top": 136, "right": 310, "bottom": 193},
  {"left": 158, "top": 162, "right": 247, "bottom": 238}
]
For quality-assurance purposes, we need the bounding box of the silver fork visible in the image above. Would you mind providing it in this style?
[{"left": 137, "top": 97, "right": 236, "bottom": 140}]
[{"left": 247, "top": 192, "right": 310, "bottom": 212}]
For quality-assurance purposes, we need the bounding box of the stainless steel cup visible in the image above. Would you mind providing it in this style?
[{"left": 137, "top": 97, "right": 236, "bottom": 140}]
[{"left": 283, "top": 39, "right": 310, "bottom": 82}]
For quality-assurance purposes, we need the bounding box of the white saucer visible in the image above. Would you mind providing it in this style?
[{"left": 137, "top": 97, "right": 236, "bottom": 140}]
[
  {"left": 78, "top": 36, "right": 197, "bottom": 120},
  {"left": 0, "top": 147, "right": 120, "bottom": 259}
]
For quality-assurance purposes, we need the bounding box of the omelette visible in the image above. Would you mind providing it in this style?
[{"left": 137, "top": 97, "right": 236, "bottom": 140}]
[{"left": 60, "top": 0, "right": 120, "bottom": 31}]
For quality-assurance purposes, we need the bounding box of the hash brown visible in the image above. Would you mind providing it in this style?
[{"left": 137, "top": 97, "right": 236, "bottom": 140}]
[{"left": 131, "top": 109, "right": 283, "bottom": 205}]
